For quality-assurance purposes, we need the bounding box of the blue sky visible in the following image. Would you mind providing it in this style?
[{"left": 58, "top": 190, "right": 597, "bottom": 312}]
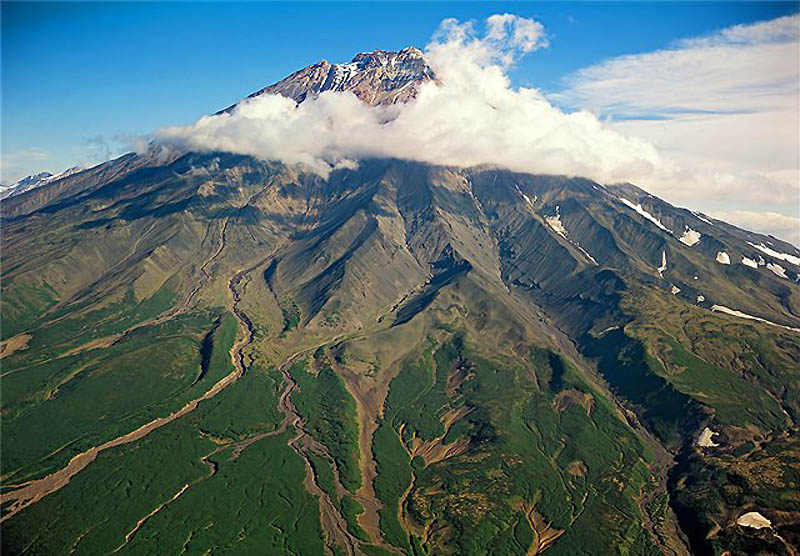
[{"left": 2, "top": 1, "right": 796, "bottom": 182}]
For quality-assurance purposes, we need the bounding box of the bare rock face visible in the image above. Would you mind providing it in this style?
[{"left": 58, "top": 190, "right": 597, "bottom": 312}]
[{"left": 222, "top": 46, "right": 434, "bottom": 111}]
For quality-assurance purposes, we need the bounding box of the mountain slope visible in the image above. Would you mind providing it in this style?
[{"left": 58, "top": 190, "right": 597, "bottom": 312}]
[{"left": 1, "top": 50, "right": 799, "bottom": 556}]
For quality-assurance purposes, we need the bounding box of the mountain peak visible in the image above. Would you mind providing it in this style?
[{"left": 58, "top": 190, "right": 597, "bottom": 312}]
[
  {"left": 221, "top": 46, "right": 433, "bottom": 112},
  {"left": 0, "top": 167, "right": 82, "bottom": 200},
  {"left": 349, "top": 45, "right": 425, "bottom": 66}
]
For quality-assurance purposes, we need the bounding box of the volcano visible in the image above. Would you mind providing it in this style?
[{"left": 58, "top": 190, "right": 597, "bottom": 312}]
[{"left": 2, "top": 48, "right": 799, "bottom": 556}]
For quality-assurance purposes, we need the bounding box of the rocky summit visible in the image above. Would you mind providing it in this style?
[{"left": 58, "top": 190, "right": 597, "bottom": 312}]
[
  {"left": 222, "top": 46, "right": 434, "bottom": 111},
  {"left": 1, "top": 49, "right": 799, "bottom": 556}
]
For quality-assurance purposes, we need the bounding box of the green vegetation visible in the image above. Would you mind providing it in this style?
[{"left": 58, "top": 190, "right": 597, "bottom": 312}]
[
  {"left": 361, "top": 545, "right": 399, "bottom": 556},
  {"left": 371, "top": 339, "right": 450, "bottom": 552},
  {"left": 322, "top": 300, "right": 341, "bottom": 327},
  {"left": 281, "top": 298, "right": 301, "bottom": 332},
  {"left": 309, "top": 450, "right": 371, "bottom": 542},
  {"left": 1, "top": 421, "right": 322, "bottom": 555},
  {"left": 4, "top": 282, "right": 178, "bottom": 367},
  {"left": 289, "top": 361, "right": 361, "bottom": 492},
  {"left": 1, "top": 309, "right": 232, "bottom": 482},
  {"left": 654, "top": 335, "right": 785, "bottom": 430},
  {"left": 1, "top": 355, "right": 319, "bottom": 555},
  {"left": 4, "top": 157, "right": 800, "bottom": 555},
  {"left": 670, "top": 434, "right": 800, "bottom": 555},
  {"left": 341, "top": 495, "right": 370, "bottom": 542},
  {"left": 626, "top": 289, "right": 800, "bottom": 436},
  {"left": 583, "top": 329, "right": 704, "bottom": 446},
  {"left": 374, "top": 334, "right": 657, "bottom": 555},
  {"left": 387, "top": 339, "right": 449, "bottom": 442},
  {"left": 372, "top": 418, "right": 413, "bottom": 552},
  {"left": 123, "top": 430, "right": 322, "bottom": 555},
  {"left": 196, "top": 364, "right": 285, "bottom": 441},
  {"left": 200, "top": 311, "right": 238, "bottom": 384},
  {"left": 0, "top": 280, "right": 59, "bottom": 339}
]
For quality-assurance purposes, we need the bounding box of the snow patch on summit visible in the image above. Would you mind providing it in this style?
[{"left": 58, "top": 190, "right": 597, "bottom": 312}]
[
  {"left": 747, "top": 242, "right": 800, "bottom": 267},
  {"left": 679, "top": 227, "right": 701, "bottom": 247},
  {"left": 737, "top": 512, "right": 771, "bottom": 530},
  {"left": 741, "top": 257, "right": 758, "bottom": 269},
  {"left": 1, "top": 166, "right": 82, "bottom": 200},
  {"left": 541, "top": 204, "right": 598, "bottom": 265},
  {"left": 697, "top": 427, "right": 719, "bottom": 447},
  {"left": 619, "top": 198, "right": 672, "bottom": 233},
  {"left": 657, "top": 250, "right": 667, "bottom": 278},
  {"left": 692, "top": 211, "right": 714, "bottom": 225},
  {"left": 545, "top": 206, "right": 567, "bottom": 239},
  {"left": 766, "top": 262, "right": 788, "bottom": 279},
  {"left": 515, "top": 185, "right": 535, "bottom": 208},
  {"left": 711, "top": 305, "right": 800, "bottom": 332}
]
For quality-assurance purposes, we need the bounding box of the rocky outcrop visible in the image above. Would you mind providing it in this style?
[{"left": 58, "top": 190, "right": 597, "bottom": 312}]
[{"left": 220, "top": 46, "right": 434, "bottom": 112}]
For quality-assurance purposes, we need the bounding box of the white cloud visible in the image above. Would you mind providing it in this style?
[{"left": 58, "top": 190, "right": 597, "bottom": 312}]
[
  {"left": 156, "top": 15, "right": 665, "bottom": 183},
  {"left": 556, "top": 15, "right": 799, "bottom": 219},
  {"left": 711, "top": 210, "right": 800, "bottom": 247},
  {"left": 677, "top": 14, "right": 799, "bottom": 47}
]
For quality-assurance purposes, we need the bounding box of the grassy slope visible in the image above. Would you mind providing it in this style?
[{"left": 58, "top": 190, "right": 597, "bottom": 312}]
[
  {"left": 4, "top": 282, "right": 795, "bottom": 556},
  {"left": 1, "top": 362, "right": 323, "bottom": 555},
  {"left": 624, "top": 291, "right": 800, "bottom": 555},
  {"left": 0, "top": 280, "right": 60, "bottom": 340},
  {"left": 624, "top": 288, "right": 799, "bottom": 433},
  {"left": 289, "top": 361, "right": 362, "bottom": 493},
  {"left": 375, "top": 334, "right": 657, "bottom": 555},
  {"left": 3, "top": 159, "right": 799, "bottom": 556},
  {"left": 1, "top": 307, "right": 233, "bottom": 482}
]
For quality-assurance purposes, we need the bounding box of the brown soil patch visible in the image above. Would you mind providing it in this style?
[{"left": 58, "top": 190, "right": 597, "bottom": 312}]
[
  {"left": 315, "top": 322, "right": 425, "bottom": 552},
  {"left": 277, "top": 352, "right": 368, "bottom": 556},
  {"left": 567, "top": 460, "right": 588, "bottom": 477},
  {"left": 513, "top": 500, "right": 564, "bottom": 555},
  {"left": 404, "top": 406, "right": 473, "bottom": 467},
  {"left": 329, "top": 354, "right": 405, "bottom": 554},
  {"left": 445, "top": 363, "right": 471, "bottom": 397},
  {"left": 722, "top": 423, "right": 762, "bottom": 444},
  {"left": 0, "top": 333, "right": 32, "bottom": 360},
  {"left": 553, "top": 389, "right": 594, "bottom": 416}
]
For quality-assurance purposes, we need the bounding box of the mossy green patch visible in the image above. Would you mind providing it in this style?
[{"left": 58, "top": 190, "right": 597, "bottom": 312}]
[
  {"left": 0, "top": 280, "right": 59, "bottom": 339},
  {"left": 1, "top": 310, "right": 232, "bottom": 482},
  {"left": 290, "top": 361, "right": 361, "bottom": 492}
]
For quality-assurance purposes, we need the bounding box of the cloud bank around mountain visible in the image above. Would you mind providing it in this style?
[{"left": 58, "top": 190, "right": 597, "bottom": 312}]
[
  {"left": 156, "top": 14, "right": 666, "bottom": 184},
  {"left": 156, "top": 13, "right": 798, "bottom": 244}
]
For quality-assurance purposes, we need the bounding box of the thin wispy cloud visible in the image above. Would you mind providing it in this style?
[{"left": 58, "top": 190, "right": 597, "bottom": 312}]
[
  {"left": 0, "top": 148, "right": 50, "bottom": 184},
  {"left": 556, "top": 14, "right": 799, "bottom": 214},
  {"left": 711, "top": 210, "right": 800, "bottom": 247},
  {"left": 676, "top": 14, "right": 799, "bottom": 48}
]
